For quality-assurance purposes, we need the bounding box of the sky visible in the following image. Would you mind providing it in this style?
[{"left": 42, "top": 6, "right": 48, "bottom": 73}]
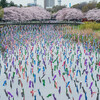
[{"left": 7, "top": 0, "right": 100, "bottom": 8}]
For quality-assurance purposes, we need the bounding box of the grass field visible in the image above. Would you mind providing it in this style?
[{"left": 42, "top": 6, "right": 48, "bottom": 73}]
[{"left": 62, "top": 22, "right": 100, "bottom": 52}]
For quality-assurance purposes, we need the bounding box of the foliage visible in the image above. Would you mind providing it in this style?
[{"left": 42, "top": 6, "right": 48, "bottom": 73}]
[
  {"left": 71, "top": 1, "right": 97, "bottom": 12},
  {"left": 47, "top": 5, "right": 66, "bottom": 13},
  {"left": 19, "top": 4, "right": 23, "bottom": 8},
  {"left": 82, "top": 5, "right": 88, "bottom": 12},
  {"left": 0, "top": 6, "right": 4, "bottom": 19},
  {"left": 9, "top": 1, "right": 15, "bottom": 7},
  {"left": 62, "top": 25, "right": 100, "bottom": 49},
  {"left": 71, "top": 2, "right": 87, "bottom": 10},
  {"left": 0, "top": 0, "right": 8, "bottom": 8},
  {"left": 96, "top": 2, "right": 100, "bottom": 9},
  {"left": 87, "top": 1, "right": 97, "bottom": 9},
  {"left": 0, "top": 0, "right": 18, "bottom": 8},
  {"left": 79, "top": 22, "right": 100, "bottom": 30}
]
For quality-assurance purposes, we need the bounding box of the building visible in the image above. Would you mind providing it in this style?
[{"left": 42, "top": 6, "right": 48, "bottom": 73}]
[
  {"left": 34, "top": 0, "right": 37, "bottom": 5},
  {"left": 58, "top": 0, "right": 61, "bottom": 6},
  {"left": 27, "top": 0, "right": 37, "bottom": 7},
  {"left": 44, "top": 0, "right": 55, "bottom": 9}
]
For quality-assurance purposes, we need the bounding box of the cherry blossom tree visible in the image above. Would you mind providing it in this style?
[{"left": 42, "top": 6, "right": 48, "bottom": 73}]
[
  {"left": 85, "top": 8, "right": 100, "bottom": 21},
  {"left": 3, "top": 6, "right": 51, "bottom": 22},
  {"left": 52, "top": 8, "right": 84, "bottom": 21}
]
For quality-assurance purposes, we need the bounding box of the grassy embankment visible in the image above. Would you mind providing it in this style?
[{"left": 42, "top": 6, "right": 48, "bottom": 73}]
[{"left": 63, "top": 22, "right": 100, "bottom": 49}]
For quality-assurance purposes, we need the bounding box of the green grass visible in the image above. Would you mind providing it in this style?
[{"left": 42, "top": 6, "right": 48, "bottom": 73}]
[
  {"left": 62, "top": 23, "right": 100, "bottom": 51},
  {"left": 78, "top": 22, "right": 100, "bottom": 31}
]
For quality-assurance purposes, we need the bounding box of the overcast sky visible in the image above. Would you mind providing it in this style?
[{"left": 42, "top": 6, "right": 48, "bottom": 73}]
[{"left": 7, "top": 0, "right": 100, "bottom": 7}]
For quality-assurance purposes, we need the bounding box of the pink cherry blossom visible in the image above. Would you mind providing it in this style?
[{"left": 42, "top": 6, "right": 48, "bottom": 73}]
[
  {"left": 85, "top": 8, "right": 100, "bottom": 21},
  {"left": 3, "top": 6, "right": 51, "bottom": 22},
  {"left": 52, "top": 8, "right": 84, "bottom": 21}
]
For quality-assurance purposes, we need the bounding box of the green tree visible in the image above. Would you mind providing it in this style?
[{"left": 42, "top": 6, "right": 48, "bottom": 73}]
[
  {"left": 71, "top": 4, "right": 80, "bottom": 9},
  {"left": 14, "top": 4, "right": 18, "bottom": 7},
  {"left": 96, "top": 2, "right": 100, "bottom": 9},
  {"left": 72, "top": 1, "right": 97, "bottom": 12},
  {"left": 0, "top": 6, "right": 4, "bottom": 19},
  {"left": 52, "top": 5, "right": 66, "bottom": 13},
  {"left": 19, "top": 4, "right": 23, "bottom": 8},
  {"left": 82, "top": 5, "right": 88, "bottom": 12},
  {"left": 0, "top": 0, "right": 8, "bottom": 8},
  {"left": 9, "top": 1, "right": 15, "bottom": 7},
  {"left": 87, "top": 1, "right": 97, "bottom": 10},
  {"left": 47, "top": 5, "right": 66, "bottom": 13},
  {"left": 71, "top": 2, "right": 87, "bottom": 10}
]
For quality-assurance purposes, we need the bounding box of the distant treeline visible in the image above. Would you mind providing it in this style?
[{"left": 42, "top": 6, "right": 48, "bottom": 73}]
[
  {"left": 0, "top": 0, "right": 22, "bottom": 8},
  {"left": 0, "top": 0, "right": 100, "bottom": 12},
  {"left": 0, "top": 0, "right": 23, "bottom": 19},
  {"left": 47, "top": 1, "right": 100, "bottom": 13},
  {"left": 71, "top": 1, "right": 100, "bottom": 12}
]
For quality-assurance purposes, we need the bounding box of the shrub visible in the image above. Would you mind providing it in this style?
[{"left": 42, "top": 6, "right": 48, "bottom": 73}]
[
  {"left": 0, "top": 6, "right": 4, "bottom": 19},
  {"left": 79, "top": 22, "right": 100, "bottom": 30}
]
